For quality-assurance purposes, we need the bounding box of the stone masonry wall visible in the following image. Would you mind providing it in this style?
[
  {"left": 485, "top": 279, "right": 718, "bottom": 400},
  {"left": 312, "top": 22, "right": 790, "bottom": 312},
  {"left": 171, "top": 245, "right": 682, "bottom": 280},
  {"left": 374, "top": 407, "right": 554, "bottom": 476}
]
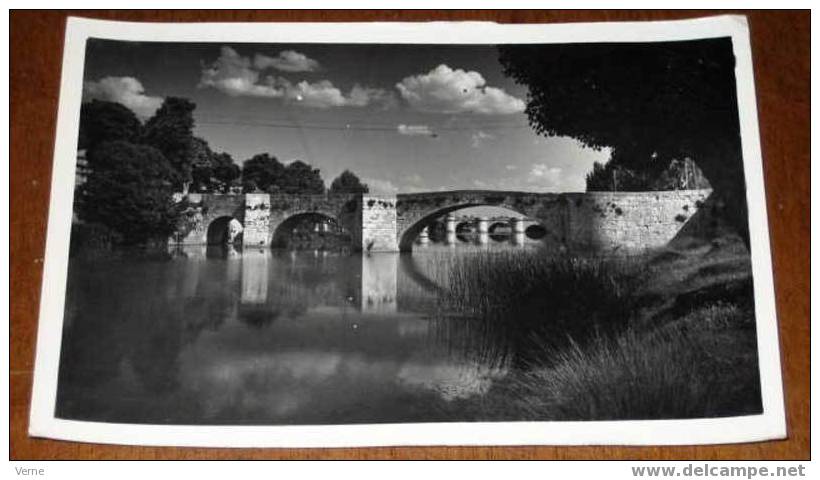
[
  {"left": 243, "top": 193, "right": 271, "bottom": 247},
  {"left": 360, "top": 195, "right": 398, "bottom": 252},
  {"left": 562, "top": 190, "right": 712, "bottom": 252},
  {"left": 394, "top": 189, "right": 713, "bottom": 253},
  {"left": 170, "top": 190, "right": 713, "bottom": 253},
  {"left": 267, "top": 193, "right": 360, "bottom": 247},
  {"left": 174, "top": 193, "right": 246, "bottom": 245}
]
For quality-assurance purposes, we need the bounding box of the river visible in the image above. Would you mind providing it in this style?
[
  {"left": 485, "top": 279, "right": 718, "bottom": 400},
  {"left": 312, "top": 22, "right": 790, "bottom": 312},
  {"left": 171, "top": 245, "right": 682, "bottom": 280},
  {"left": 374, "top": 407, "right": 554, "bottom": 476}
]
[{"left": 56, "top": 238, "right": 543, "bottom": 425}]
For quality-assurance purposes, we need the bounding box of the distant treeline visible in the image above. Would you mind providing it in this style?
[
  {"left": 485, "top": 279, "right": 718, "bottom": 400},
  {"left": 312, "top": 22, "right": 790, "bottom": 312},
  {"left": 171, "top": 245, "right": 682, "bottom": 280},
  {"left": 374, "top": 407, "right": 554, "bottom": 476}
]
[{"left": 74, "top": 98, "right": 369, "bottom": 246}]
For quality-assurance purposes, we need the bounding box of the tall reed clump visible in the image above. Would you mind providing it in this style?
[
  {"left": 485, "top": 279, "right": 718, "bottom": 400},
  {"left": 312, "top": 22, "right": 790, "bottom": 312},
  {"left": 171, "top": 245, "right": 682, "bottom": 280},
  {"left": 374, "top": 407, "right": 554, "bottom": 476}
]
[
  {"left": 501, "top": 301, "right": 761, "bottom": 420},
  {"left": 437, "top": 239, "right": 763, "bottom": 421},
  {"left": 438, "top": 251, "right": 645, "bottom": 367}
]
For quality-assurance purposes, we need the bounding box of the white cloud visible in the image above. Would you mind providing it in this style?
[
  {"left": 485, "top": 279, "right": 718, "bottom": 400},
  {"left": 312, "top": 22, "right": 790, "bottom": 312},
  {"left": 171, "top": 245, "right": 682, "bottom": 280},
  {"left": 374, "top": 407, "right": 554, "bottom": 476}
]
[
  {"left": 470, "top": 130, "right": 495, "bottom": 148},
  {"left": 529, "top": 164, "right": 563, "bottom": 189},
  {"left": 200, "top": 46, "right": 279, "bottom": 97},
  {"left": 200, "top": 46, "right": 390, "bottom": 108},
  {"left": 407, "top": 173, "right": 424, "bottom": 185},
  {"left": 82, "top": 76, "right": 163, "bottom": 120},
  {"left": 363, "top": 177, "right": 399, "bottom": 194},
  {"left": 281, "top": 80, "right": 395, "bottom": 109},
  {"left": 396, "top": 64, "right": 525, "bottom": 115},
  {"left": 348, "top": 85, "right": 396, "bottom": 109},
  {"left": 505, "top": 164, "right": 518, "bottom": 171},
  {"left": 364, "top": 173, "right": 429, "bottom": 193},
  {"left": 282, "top": 79, "right": 348, "bottom": 108},
  {"left": 253, "top": 50, "right": 320, "bottom": 72},
  {"left": 397, "top": 124, "right": 434, "bottom": 136}
]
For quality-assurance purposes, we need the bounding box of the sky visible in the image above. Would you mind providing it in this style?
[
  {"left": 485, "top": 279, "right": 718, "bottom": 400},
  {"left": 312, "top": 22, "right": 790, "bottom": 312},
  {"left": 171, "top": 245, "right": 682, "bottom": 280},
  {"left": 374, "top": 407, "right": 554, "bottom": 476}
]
[{"left": 81, "top": 40, "right": 610, "bottom": 194}]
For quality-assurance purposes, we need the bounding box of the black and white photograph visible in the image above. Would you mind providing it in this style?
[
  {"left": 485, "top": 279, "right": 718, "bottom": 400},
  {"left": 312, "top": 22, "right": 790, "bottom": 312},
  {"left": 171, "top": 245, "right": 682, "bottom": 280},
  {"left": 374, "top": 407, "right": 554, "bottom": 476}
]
[{"left": 27, "top": 16, "right": 785, "bottom": 447}]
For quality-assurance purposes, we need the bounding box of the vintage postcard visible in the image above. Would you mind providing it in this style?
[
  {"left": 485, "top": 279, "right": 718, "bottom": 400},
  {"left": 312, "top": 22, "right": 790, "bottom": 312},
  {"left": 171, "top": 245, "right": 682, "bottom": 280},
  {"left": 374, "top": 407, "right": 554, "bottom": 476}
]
[{"left": 28, "top": 15, "right": 785, "bottom": 447}]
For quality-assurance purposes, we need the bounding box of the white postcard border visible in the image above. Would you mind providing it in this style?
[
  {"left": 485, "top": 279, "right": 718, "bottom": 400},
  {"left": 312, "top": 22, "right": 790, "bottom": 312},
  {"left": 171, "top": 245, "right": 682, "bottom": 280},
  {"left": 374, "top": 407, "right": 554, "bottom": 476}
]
[{"left": 28, "top": 15, "right": 786, "bottom": 447}]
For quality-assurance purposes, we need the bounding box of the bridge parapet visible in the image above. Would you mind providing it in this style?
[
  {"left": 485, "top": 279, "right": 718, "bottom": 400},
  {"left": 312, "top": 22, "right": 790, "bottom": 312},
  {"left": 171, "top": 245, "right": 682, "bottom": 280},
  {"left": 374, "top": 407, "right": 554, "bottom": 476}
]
[
  {"left": 173, "top": 193, "right": 247, "bottom": 245},
  {"left": 170, "top": 189, "right": 713, "bottom": 253}
]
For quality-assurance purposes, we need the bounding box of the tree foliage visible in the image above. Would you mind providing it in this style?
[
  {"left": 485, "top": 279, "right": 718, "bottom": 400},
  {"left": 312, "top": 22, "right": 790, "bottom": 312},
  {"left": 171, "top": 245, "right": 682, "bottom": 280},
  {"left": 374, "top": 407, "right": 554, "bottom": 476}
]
[
  {"left": 190, "top": 137, "right": 241, "bottom": 193},
  {"left": 280, "top": 160, "right": 325, "bottom": 194},
  {"left": 140, "top": 97, "right": 196, "bottom": 190},
  {"left": 76, "top": 141, "right": 181, "bottom": 245},
  {"left": 212, "top": 153, "right": 241, "bottom": 192},
  {"left": 498, "top": 38, "right": 749, "bottom": 243},
  {"left": 242, "top": 153, "right": 285, "bottom": 193},
  {"left": 586, "top": 155, "right": 711, "bottom": 192},
  {"left": 586, "top": 161, "right": 652, "bottom": 192},
  {"left": 242, "top": 155, "right": 326, "bottom": 194},
  {"left": 330, "top": 169, "right": 369, "bottom": 194},
  {"left": 78, "top": 100, "right": 141, "bottom": 152}
]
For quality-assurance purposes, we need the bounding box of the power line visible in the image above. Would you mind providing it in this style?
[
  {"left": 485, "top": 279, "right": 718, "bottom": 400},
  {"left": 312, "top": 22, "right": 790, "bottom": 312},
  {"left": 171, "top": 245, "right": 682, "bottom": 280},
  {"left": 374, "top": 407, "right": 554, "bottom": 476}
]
[{"left": 196, "top": 118, "right": 533, "bottom": 133}]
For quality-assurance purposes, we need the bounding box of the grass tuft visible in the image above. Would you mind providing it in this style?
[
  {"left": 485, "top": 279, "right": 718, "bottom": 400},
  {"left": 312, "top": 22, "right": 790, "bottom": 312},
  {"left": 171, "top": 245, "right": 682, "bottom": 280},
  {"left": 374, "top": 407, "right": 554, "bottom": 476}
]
[{"left": 435, "top": 237, "right": 762, "bottom": 420}]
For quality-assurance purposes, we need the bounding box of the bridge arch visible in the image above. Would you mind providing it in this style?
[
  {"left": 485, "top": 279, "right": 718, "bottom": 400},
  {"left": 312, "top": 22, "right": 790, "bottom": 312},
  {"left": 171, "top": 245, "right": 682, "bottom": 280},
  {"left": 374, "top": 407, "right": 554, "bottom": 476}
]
[
  {"left": 488, "top": 221, "right": 513, "bottom": 242},
  {"left": 455, "top": 220, "right": 472, "bottom": 233},
  {"left": 454, "top": 220, "right": 475, "bottom": 243},
  {"left": 488, "top": 221, "right": 510, "bottom": 234},
  {"left": 206, "top": 216, "right": 243, "bottom": 245},
  {"left": 271, "top": 211, "right": 353, "bottom": 250},
  {"left": 525, "top": 224, "right": 548, "bottom": 240},
  {"left": 398, "top": 202, "right": 544, "bottom": 251}
]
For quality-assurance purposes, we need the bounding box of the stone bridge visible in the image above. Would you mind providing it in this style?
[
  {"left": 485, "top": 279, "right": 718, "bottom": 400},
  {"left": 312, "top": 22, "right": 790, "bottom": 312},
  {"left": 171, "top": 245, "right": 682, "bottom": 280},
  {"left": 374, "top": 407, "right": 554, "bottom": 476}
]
[{"left": 172, "top": 189, "right": 713, "bottom": 253}]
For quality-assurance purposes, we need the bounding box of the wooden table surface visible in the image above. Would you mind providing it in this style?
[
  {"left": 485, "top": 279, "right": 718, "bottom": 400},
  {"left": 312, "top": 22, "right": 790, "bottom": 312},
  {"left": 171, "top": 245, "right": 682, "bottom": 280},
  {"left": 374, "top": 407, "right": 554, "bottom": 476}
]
[{"left": 10, "top": 10, "right": 809, "bottom": 460}]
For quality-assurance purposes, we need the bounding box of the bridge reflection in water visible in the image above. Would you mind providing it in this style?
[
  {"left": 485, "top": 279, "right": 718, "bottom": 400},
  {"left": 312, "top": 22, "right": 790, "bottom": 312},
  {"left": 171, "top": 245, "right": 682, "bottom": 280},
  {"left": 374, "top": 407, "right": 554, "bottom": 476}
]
[
  {"left": 56, "top": 240, "right": 543, "bottom": 425},
  {"left": 178, "top": 233, "right": 542, "bottom": 317},
  {"left": 182, "top": 245, "right": 457, "bottom": 316}
]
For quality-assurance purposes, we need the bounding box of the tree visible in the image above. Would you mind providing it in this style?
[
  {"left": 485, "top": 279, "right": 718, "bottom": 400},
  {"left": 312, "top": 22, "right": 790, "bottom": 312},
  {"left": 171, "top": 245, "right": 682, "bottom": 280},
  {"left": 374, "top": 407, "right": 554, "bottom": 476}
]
[
  {"left": 242, "top": 153, "right": 284, "bottom": 193},
  {"left": 212, "top": 153, "right": 241, "bottom": 193},
  {"left": 141, "top": 97, "right": 196, "bottom": 191},
  {"left": 279, "top": 160, "right": 326, "bottom": 194},
  {"left": 499, "top": 38, "right": 749, "bottom": 245},
  {"left": 586, "top": 150, "right": 711, "bottom": 192},
  {"left": 330, "top": 170, "right": 369, "bottom": 194},
  {"left": 76, "top": 140, "right": 181, "bottom": 245},
  {"left": 241, "top": 155, "right": 325, "bottom": 194},
  {"left": 586, "top": 161, "right": 651, "bottom": 192},
  {"left": 78, "top": 100, "right": 141, "bottom": 152},
  {"left": 189, "top": 137, "right": 215, "bottom": 192},
  {"left": 187, "top": 137, "right": 241, "bottom": 193}
]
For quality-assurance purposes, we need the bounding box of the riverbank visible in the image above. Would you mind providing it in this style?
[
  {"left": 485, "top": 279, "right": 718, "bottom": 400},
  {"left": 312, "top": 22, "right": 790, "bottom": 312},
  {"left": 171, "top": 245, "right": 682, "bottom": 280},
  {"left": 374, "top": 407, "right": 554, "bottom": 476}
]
[{"left": 439, "top": 233, "right": 762, "bottom": 420}]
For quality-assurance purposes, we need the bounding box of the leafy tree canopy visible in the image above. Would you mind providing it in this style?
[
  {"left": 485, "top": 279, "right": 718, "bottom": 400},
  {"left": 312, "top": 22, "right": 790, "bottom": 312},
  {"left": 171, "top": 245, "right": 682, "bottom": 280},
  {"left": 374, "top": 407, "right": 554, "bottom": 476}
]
[
  {"left": 77, "top": 140, "right": 181, "bottom": 245},
  {"left": 141, "top": 97, "right": 197, "bottom": 189},
  {"left": 498, "top": 38, "right": 748, "bottom": 243},
  {"left": 586, "top": 153, "right": 711, "bottom": 192},
  {"left": 190, "top": 137, "right": 241, "bottom": 193},
  {"left": 279, "top": 160, "right": 326, "bottom": 194},
  {"left": 242, "top": 153, "right": 285, "bottom": 193},
  {"left": 330, "top": 169, "right": 370, "bottom": 194},
  {"left": 78, "top": 100, "right": 141, "bottom": 152},
  {"left": 242, "top": 155, "right": 325, "bottom": 194},
  {"left": 498, "top": 38, "right": 739, "bottom": 161},
  {"left": 212, "top": 153, "right": 241, "bottom": 192}
]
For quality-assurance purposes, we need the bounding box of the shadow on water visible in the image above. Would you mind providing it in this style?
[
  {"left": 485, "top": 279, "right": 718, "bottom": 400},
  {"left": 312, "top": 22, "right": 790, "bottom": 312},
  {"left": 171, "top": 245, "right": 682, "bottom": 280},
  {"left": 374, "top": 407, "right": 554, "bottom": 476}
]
[
  {"left": 57, "top": 242, "right": 542, "bottom": 424},
  {"left": 56, "top": 230, "right": 760, "bottom": 424}
]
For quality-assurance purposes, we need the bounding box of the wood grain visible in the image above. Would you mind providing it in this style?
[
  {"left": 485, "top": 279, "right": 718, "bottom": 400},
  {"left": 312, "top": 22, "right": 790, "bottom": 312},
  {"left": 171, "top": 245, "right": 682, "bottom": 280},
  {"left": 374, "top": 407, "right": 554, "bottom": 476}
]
[{"left": 10, "top": 10, "right": 809, "bottom": 460}]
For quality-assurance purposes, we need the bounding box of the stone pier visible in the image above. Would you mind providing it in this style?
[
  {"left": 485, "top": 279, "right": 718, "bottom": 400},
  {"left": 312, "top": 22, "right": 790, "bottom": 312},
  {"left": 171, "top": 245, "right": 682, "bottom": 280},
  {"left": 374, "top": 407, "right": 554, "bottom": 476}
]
[
  {"left": 476, "top": 216, "right": 489, "bottom": 245},
  {"left": 170, "top": 189, "right": 713, "bottom": 253}
]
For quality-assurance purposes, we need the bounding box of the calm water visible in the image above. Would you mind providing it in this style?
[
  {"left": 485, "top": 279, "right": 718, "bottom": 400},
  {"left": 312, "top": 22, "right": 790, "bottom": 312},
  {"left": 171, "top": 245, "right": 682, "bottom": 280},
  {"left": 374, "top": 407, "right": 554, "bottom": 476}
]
[{"left": 56, "top": 239, "right": 542, "bottom": 425}]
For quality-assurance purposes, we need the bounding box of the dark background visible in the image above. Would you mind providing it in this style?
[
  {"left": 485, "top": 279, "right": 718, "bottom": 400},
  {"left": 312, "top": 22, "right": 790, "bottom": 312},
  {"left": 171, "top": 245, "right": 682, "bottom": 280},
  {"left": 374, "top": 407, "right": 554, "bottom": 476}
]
[{"left": 10, "top": 10, "right": 809, "bottom": 460}]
